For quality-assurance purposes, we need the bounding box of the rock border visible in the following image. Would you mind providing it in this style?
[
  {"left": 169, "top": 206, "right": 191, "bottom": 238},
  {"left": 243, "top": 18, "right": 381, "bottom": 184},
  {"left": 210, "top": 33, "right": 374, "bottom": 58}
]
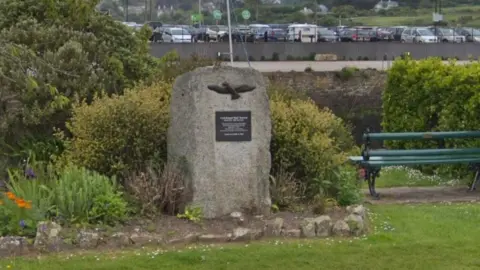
[{"left": 0, "top": 205, "right": 368, "bottom": 256}]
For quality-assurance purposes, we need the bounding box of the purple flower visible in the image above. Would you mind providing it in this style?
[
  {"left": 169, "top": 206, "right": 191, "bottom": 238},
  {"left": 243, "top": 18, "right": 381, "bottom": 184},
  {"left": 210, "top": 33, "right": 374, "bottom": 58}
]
[
  {"left": 25, "top": 168, "right": 36, "bottom": 179},
  {"left": 19, "top": 220, "right": 25, "bottom": 228}
]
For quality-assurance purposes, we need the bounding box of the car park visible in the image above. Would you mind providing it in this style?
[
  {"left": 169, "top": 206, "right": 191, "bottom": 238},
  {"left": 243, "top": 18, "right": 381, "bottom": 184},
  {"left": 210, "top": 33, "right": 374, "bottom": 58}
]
[
  {"left": 401, "top": 27, "right": 438, "bottom": 43},
  {"left": 429, "top": 27, "right": 465, "bottom": 43},
  {"left": 142, "top": 21, "right": 479, "bottom": 44},
  {"left": 161, "top": 27, "right": 192, "bottom": 43},
  {"left": 455, "top": 27, "right": 480, "bottom": 42},
  {"left": 317, "top": 28, "right": 338, "bottom": 42}
]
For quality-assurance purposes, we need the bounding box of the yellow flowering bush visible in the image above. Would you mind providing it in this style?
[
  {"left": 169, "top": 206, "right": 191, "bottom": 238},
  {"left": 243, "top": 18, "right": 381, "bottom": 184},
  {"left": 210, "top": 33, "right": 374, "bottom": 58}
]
[{"left": 269, "top": 86, "right": 359, "bottom": 203}]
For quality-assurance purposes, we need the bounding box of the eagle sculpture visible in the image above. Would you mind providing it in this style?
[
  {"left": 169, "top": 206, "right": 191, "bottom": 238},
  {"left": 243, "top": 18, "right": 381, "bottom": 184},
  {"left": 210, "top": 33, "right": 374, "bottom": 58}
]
[{"left": 207, "top": 82, "right": 256, "bottom": 100}]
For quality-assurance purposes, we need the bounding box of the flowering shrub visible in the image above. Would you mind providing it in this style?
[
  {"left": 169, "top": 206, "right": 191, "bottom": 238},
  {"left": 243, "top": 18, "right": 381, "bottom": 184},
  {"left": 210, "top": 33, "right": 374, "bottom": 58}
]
[
  {"left": 0, "top": 191, "right": 38, "bottom": 237},
  {"left": 0, "top": 164, "right": 128, "bottom": 236}
]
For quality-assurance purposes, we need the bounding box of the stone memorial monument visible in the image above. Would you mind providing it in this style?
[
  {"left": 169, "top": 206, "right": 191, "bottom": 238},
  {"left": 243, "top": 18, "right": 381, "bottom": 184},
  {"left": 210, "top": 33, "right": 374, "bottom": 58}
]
[{"left": 168, "top": 66, "right": 271, "bottom": 218}]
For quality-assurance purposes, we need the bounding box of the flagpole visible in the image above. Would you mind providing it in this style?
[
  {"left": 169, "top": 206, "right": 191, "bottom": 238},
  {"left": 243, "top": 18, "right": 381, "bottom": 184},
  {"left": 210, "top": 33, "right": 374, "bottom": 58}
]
[{"left": 226, "top": 0, "right": 233, "bottom": 64}]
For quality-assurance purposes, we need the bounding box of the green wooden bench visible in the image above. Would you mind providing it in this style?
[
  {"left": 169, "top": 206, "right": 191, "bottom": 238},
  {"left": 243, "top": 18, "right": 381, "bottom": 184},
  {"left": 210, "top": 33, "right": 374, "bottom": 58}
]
[{"left": 349, "top": 130, "right": 480, "bottom": 199}]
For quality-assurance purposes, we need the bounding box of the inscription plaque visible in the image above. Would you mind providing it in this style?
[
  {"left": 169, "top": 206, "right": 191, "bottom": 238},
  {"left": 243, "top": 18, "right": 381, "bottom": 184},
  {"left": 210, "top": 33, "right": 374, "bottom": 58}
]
[{"left": 215, "top": 111, "right": 252, "bottom": 141}]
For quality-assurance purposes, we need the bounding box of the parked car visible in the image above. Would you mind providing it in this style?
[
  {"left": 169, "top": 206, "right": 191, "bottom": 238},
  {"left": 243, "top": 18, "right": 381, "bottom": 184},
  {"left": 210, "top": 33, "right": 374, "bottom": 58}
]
[
  {"left": 218, "top": 28, "right": 255, "bottom": 42},
  {"left": 161, "top": 28, "right": 192, "bottom": 43},
  {"left": 455, "top": 27, "right": 480, "bottom": 42},
  {"left": 191, "top": 27, "right": 210, "bottom": 42},
  {"left": 387, "top": 26, "right": 407, "bottom": 41},
  {"left": 429, "top": 27, "right": 465, "bottom": 43},
  {"left": 317, "top": 28, "right": 338, "bottom": 42},
  {"left": 371, "top": 28, "right": 394, "bottom": 41},
  {"left": 145, "top": 21, "right": 163, "bottom": 42},
  {"left": 269, "top": 28, "right": 287, "bottom": 41},
  {"left": 401, "top": 27, "right": 438, "bottom": 43}
]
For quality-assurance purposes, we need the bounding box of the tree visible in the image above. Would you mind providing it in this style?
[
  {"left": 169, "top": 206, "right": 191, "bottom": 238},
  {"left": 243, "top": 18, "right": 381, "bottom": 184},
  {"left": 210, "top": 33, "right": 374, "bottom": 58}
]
[{"left": 0, "top": 0, "right": 158, "bottom": 163}]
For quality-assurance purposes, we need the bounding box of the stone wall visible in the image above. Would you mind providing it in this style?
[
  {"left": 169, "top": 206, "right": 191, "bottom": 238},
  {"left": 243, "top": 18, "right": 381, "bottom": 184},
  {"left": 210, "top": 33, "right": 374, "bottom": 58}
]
[
  {"left": 264, "top": 69, "right": 386, "bottom": 146},
  {"left": 151, "top": 43, "right": 480, "bottom": 61}
]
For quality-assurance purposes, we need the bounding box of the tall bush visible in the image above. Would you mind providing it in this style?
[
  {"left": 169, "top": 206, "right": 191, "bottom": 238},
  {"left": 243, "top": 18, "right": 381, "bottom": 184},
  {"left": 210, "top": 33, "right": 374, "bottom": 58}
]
[
  {"left": 63, "top": 81, "right": 171, "bottom": 177},
  {"left": 269, "top": 86, "right": 359, "bottom": 202},
  {"left": 383, "top": 57, "right": 480, "bottom": 177}
]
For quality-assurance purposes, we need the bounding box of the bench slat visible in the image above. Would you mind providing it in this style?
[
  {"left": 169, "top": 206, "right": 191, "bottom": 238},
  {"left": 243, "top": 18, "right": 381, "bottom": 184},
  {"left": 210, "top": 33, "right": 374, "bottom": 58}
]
[
  {"left": 349, "top": 155, "right": 480, "bottom": 162},
  {"left": 358, "top": 157, "right": 480, "bottom": 167},
  {"left": 367, "top": 148, "right": 480, "bottom": 157},
  {"left": 363, "top": 131, "right": 480, "bottom": 141}
]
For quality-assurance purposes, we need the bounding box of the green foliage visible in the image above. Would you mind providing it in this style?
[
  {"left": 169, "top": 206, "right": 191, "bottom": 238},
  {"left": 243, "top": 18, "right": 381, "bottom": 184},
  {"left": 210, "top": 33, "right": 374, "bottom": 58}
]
[
  {"left": 177, "top": 206, "right": 203, "bottom": 223},
  {"left": 0, "top": 0, "right": 159, "bottom": 166},
  {"left": 63, "top": 52, "right": 213, "bottom": 177},
  {"left": 88, "top": 193, "right": 129, "bottom": 226},
  {"left": 269, "top": 85, "right": 358, "bottom": 203},
  {"left": 0, "top": 164, "right": 127, "bottom": 236},
  {"left": 52, "top": 165, "right": 126, "bottom": 224},
  {"left": 383, "top": 57, "right": 480, "bottom": 176},
  {"left": 1, "top": 169, "right": 52, "bottom": 237},
  {"left": 335, "top": 66, "right": 360, "bottom": 81},
  {"left": 63, "top": 82, "right": 171, "bottom": 177},
  {"left": 334, "top": 166, "right": 363, "bottom": 206}
]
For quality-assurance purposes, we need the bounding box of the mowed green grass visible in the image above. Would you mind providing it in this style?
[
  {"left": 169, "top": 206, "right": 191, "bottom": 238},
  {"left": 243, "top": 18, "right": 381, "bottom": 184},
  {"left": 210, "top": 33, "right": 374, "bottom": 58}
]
[
  {"left": 3, "top": 203, "right": 480, "bottom": 269},
  {"left": 365, "top": 166, "right": 461, "bottom": 188},
  {"left": 353, "top": 5, "right": 480, "bottom": 27}
]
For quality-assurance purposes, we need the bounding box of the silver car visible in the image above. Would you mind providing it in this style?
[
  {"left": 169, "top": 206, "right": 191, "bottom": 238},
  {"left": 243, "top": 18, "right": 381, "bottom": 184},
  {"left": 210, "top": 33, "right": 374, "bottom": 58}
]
[
  {"left": 429, "top": 27, "right": 465, "bottom": 43},
  {"left": 401, "top": 27, "right": 438, "bottom": 43}
]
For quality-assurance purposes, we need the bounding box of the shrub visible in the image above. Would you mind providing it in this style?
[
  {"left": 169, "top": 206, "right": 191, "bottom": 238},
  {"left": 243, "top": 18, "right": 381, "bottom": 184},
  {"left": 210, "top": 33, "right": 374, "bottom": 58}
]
[
  {"left": 125, "top": 163, "right": 185, "bottom": 217},
  {"left": 0, "top": 164, "right": 127, "bottom": 236},
  {"left": 335, "top": 66, "right": 359, "bottom": 81},
  {"left": 53, "top": 165, "right": 127, "bottom": 225},
  {"left": 271, "top": 52, "right": 280, "bottom": 61},
  {"left": 269, "top": 85, "right": 358, "bottom": 202},
  {"left": 63, "top": 81, "right": 171, "bottom": 177},
  {"left": 269, "top": 166, "right": 305, "bottom": 210},
  {"left": 383, "top": 57, "right": 480, "bottom": 176}
]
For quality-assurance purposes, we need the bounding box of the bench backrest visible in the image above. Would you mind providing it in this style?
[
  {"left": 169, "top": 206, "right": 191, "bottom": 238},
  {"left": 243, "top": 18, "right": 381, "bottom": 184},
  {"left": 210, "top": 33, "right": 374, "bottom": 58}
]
[{"left": 363, "top": 131, "right": 480, "bottom": 142}]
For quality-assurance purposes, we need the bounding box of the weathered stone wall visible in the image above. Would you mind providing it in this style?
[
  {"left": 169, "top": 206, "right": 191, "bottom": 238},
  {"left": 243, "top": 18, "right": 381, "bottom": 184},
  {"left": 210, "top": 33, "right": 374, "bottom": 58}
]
[{"left": 264, "top": 69, "right": 386, "bottom": 146}]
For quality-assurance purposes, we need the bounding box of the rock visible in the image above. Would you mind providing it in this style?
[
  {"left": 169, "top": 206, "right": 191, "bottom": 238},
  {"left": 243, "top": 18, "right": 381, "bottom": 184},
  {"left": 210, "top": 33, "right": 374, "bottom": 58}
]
[
  {"left": 300, "top": 219, "right": 316, "bottom": 238},
  {"left": 168, "top": 66, "right": 272, "bottom": 218},
  {"left": 77, "top": 230, "right": 100, "bottom": 249},
  {"left": 315, "top": 54, "right": 337, "bottom": 61},
  {"left": 230, "top": 211, "right": 245, "bottom": 225},
  {"left": 199, "top": 234, "right": 230, "bottom": 243},
  {"left": 300, "top": 216, "right": 332, "bottom": 238},
  {"left": 344, "top": 214, "right": 365, "bottom": 236},
  {"left": 231, "top": 227, "right": 253, "bottom": 241},
  {"left": 34, "top": 221, "right": 62, "bottom": 251},
  {"left": 264, "top": 217, "right": 284, "bottom": 237},
  {"left": 346, "top": 205, "right": 366, "bottom": 219},
  {"left": 284, "top": 229, "right": 301, "bottom": 238},
  {"left": 230, "top": 212, "right": 243, "bottom": 218},
  {"left": 312, "top": 215, "right": 332, "bottom": 237},
  {"left": 332, "top": 220, "right": 350, "bottom": 237},
  {"left": 0, "top": 236, "right": 29, "bottom": 256},
  {"left": 130, "top": 232, "right": 163, "bottom": 246},
  {"left": 110, "top": 233, "right": 133, "bottom": 247},
  {"left": 168, "top": 233, "right": 199, "bottom": 245}
]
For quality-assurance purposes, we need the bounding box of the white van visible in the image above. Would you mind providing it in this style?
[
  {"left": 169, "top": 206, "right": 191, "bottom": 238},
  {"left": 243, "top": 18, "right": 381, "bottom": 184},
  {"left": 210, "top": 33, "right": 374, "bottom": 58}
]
[{"left": 287, "top": 24, "right": 318, "bottom": 43}]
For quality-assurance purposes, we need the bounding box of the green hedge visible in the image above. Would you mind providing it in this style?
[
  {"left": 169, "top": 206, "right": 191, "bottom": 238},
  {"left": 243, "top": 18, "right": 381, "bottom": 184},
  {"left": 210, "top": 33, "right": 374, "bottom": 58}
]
[{"left": 383, "top": 57, "right": 480, "bottom": 175}]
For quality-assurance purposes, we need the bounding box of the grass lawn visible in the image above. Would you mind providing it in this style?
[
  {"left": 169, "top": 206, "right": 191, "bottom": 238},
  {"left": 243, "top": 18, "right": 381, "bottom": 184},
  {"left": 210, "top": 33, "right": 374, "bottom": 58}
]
[
  {"left": 353, "top": 5, "right": 480, "bottom": 27},
  {"left": 3, "top": 203, "right": 480, "bottom": 269},
  {"left": 362, "top": 166, "right": 462, "bottom": 188}
]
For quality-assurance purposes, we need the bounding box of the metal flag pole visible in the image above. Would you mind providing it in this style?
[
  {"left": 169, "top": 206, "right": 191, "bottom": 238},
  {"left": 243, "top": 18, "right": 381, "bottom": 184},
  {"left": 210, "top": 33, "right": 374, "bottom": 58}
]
[{"left": 226, "top": 0, "right": 234, "bottom": 64}]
